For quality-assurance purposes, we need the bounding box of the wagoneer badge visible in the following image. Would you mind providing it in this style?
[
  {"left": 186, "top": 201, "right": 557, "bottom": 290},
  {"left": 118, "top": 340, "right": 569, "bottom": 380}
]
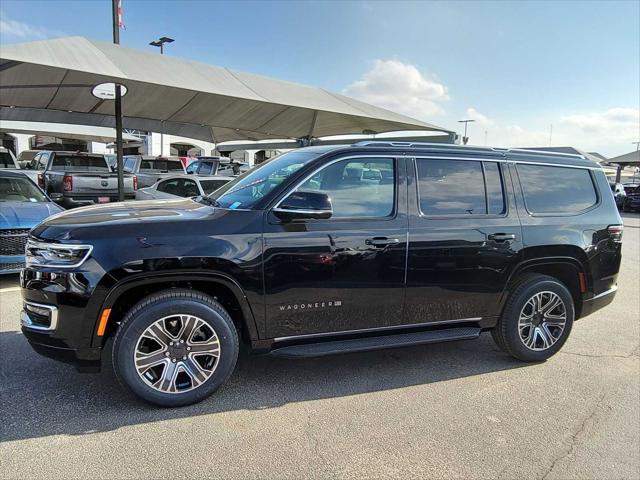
[{"left": 279, "top": 301, "right": 342, "bottom": 311}]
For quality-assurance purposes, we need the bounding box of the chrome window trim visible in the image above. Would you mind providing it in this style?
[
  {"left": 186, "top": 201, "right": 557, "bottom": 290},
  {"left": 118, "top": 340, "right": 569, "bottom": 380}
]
[
  {"left": 272, "top": 154, "right": 399, "bottom": 221},
  {"left": 26, "top": 240, "right": 93, "bottom": 269},
  {"left": 20, "top": 301, "right": 58, "bottom": 331},
  {"left": 273, "top": 317, "right": 482, "bottom": 342}
]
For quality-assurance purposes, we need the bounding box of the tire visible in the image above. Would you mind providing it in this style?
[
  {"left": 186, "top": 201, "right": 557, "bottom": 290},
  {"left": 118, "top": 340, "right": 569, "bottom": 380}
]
[
  {"left": 113, "top": 289, "right": 239, "bottom": 407},
  {"left": 492, "top": 274, "right": 574, "bottom": 362}
]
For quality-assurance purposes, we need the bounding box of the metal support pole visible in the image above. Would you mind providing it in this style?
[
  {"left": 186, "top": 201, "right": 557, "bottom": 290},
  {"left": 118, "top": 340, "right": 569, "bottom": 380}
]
[
  {"left": 616, "top": 165, "right": 622, "bottom": 184},
  {"left": 112, "top": 0, "right": 125, "bottom": 201}
]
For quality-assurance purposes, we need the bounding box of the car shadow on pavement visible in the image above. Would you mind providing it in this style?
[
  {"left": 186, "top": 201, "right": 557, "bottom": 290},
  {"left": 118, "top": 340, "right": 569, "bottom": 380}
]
[{"left": 0, "top": 328, "right": 526, "bottom": 443}]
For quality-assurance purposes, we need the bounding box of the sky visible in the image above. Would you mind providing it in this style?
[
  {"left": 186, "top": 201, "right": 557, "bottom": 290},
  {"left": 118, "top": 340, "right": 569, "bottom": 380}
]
[{"left": 1, "top": 0, "right": 638, "bottom": 157}]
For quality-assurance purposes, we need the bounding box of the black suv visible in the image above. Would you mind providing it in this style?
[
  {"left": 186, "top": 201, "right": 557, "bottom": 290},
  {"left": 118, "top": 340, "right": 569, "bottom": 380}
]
[{"left": 20, "top": 142, "right": 622, "bottom": 406}]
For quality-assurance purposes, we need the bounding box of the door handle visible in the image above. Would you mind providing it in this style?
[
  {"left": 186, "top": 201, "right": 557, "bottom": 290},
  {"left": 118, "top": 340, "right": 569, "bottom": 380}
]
[
  {"left": 365, "top": 237, "right": 400, "bottom": 247},
  {"left": 488, "top": 233, "right": 516, "bottom": 242}
]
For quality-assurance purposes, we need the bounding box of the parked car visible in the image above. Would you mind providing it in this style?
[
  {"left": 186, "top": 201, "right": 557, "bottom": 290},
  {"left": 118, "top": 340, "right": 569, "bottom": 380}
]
[
  {"left": 609, "top": 182, "right": 626, "bottom": 209},
  {"left": 0, "top": 171, "right": 63, "bottom": 273},
  {"left": 123, "top": 155, "right": 186, "bottom": 188},
  {"left": 186, "top": 156, "right": 250, "bottom": 176},
  {"left": 136, "top": 174, "right": 233, "bottom": 200},
  {"left": 25, "top": 151, "right": 137, "bottom": 208},
  {"left": 622, "top": 185, "right": 640, "bottom": 212},
  {"left": 20, "top": 142, "right": 622, "bottom": 406},
  {"left": 623, "top": 183, "right": 639, "bottom": 195}
]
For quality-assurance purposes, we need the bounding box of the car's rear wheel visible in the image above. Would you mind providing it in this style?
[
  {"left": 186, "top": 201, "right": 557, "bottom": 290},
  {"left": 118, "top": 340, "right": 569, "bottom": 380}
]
[
  {"left": 113, "top": 289, "right": 238, "bottom": 407},
  {"left": 492, "top": 274, "right": 574, "bottom": 362}
]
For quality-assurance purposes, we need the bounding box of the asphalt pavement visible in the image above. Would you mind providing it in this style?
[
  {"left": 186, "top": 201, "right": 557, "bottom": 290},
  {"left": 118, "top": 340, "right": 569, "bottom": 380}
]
[{"left": 1, "top": 213, "right": 639, "bottom": 479}]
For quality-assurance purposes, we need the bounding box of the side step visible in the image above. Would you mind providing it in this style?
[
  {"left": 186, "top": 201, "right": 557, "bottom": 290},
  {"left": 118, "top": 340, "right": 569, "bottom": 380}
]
[{"left": 270, "top": 327, "right": 481, "bottom": 358}]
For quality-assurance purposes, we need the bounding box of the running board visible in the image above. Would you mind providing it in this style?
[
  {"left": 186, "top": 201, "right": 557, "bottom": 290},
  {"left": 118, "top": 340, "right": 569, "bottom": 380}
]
[{"left": 270, "top": 327, "right": 481, "bottom": 358}]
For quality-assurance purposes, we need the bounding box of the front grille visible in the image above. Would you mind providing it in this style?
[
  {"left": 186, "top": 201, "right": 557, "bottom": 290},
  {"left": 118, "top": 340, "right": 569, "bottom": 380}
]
[
  {"left": 0, "top": 261, "right": 24, "bottom": 271},
  {"left": 0, "top": 229, "right": 30, "bottom": 255}
]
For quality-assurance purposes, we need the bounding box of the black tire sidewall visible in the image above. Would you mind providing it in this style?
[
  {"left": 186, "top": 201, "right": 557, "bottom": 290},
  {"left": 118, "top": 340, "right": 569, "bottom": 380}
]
[
  {"left": 502, "top": 278, "right": 574, "bottom": 362},
  {"left": 113, "top": 295, "right": 238, "bottom": 407}
]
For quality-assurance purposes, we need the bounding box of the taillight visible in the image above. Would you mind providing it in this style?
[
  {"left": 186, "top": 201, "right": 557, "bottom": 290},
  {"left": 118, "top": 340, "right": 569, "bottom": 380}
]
[
  {"left": 37, "top": 173, "right": 44, "bottom": 188},
  {"left": 133, "top": 175, "right": 138, "bottom": 191},
  {"left": 607, "top": 225, "right": 623, "bottom": 243},
  {"left": 63, "top": 174, "right": 72, "bottom": 192}
]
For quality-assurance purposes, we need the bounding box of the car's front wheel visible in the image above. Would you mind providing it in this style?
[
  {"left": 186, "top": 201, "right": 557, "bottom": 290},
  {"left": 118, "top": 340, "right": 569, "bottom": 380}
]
[
  {"left": 113, "top": 289, "right": 238, "bottom": 407},
  {"left": 492, "top": 274, "right": 574, "bottom": 362}
]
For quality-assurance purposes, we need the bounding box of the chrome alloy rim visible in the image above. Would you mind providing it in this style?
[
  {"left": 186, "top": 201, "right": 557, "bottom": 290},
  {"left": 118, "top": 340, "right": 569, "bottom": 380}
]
[
  {"left": 134, "top": 314, "right": 220, "bottom": 394},
  {"left": 518, "top": 291, "right": 567, "bottom": 351}
]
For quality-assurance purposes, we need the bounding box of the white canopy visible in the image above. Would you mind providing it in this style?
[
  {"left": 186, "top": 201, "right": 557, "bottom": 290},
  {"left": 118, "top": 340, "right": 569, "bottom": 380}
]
[
  {"left": 0, "top": 120, "right": 139, "bottom": 143},
  {"left": 0, "top": 36, "right": 454, "bottom": 143}
]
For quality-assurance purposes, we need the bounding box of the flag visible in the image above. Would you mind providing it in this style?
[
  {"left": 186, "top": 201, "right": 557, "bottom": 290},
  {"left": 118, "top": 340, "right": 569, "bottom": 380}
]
[{"left": 117, "top": 0, "right": 125, "bottom": 29}]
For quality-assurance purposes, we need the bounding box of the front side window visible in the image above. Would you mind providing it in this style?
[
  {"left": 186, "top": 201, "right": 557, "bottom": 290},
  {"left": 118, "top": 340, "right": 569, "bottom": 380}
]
[
  {"left": 123, "top": 157, "right": 137, "bottom": 172},
  {"left": 156, "top": 179, "right": 180, "bottom": 195},
  {"left": 0, "top": 152, "right": 14, "bottom": 168},
  {"left": 181, "top": 180, "right": 199, "bottom": 197},
  {"left": 199, "top": 179, "right": 230, "bottom": 194},
  {"left": 293, "top": 157, "right": 395, "bottom": 218},
  {"left": 186, "top": 162, "right": 199, "bottom": 174},
  {"left": 416, "top": 159, "right": 505, "bottom": 215},
  {"left": 517, "top": 164, "right": 597, "bottom": 214},
  {"left": 198, "top": 162, "right": 213, "bottom": 175}
]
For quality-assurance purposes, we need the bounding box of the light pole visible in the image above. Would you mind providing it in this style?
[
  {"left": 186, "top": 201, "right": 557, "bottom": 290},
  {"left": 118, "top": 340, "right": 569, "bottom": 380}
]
[
  {"left": 149, "top": 37, "right": 174, "bottom": 156},
  {"left": 458, "top": 119, "right": 475, "bottom": 145}
]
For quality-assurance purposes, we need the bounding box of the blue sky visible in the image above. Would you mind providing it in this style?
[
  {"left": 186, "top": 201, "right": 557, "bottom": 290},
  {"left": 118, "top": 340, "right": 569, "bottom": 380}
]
[{"left": 1, "top": 0, "right": 638, "bottom": 156}]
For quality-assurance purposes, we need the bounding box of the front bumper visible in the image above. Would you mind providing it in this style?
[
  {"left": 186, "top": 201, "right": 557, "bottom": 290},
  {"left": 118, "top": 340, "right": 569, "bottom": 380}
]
[{"left": 20, "top": 267, "right": 110, "bottom": 371}]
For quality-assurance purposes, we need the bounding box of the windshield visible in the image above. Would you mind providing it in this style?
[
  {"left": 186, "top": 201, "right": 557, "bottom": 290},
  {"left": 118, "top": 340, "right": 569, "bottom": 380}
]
[
  {"left": 50, "top": 155, "right": 109, "bottom": 172},
  {"left": 0, "top": 176, "right": 47, "bottom": 202},
  {"left": 210, "top": 150, "right": 322, "bottom": 209}
]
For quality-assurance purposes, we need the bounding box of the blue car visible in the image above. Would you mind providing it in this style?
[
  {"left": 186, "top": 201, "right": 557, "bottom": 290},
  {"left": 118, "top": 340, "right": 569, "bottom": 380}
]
[{"left": 0, "top": 171, "right": 64, "bottom": 274}]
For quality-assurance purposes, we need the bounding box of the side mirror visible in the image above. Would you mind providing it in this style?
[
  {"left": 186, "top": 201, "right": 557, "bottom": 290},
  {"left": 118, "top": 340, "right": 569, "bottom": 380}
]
[
  {"left": 273, "top": 191, "right": 333, "bottom": 220},
  {"left": 49, "top": 192, "right": 63, "bottom": 203}
]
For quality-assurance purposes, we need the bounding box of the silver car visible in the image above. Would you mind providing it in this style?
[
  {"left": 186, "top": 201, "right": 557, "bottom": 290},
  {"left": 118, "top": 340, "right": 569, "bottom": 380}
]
[{"left": 135, "top": 174, "right": 233, "bottom": 200}]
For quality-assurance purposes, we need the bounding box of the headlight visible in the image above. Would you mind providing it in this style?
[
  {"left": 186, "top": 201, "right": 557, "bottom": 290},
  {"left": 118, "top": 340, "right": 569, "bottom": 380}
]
[{"left": 25, "top": 239, "right": 93, "bottom": 268}]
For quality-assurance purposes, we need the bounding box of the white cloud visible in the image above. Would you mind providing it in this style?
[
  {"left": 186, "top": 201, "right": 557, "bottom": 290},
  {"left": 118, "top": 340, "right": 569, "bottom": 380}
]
[
  {"left": 343, "top": 59, "right": 449, "bottom": 119},
  {"left": 0, "top": 14, "right": 48, "bottom": 40},
  {"left": 463, "top": 107, "right": 639, "bottom": 156}
]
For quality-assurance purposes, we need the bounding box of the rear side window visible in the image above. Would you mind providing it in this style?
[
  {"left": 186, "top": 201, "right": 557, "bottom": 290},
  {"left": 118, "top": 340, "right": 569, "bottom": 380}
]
[
  {"left": 50, "top": 155, "right": 109, "bottom": 172},
  {"left": 416, "top": 159, "right": 505, "bottom": 216},
  {"left": 517, "top": 164, "right": 597, "bottom": 214}
]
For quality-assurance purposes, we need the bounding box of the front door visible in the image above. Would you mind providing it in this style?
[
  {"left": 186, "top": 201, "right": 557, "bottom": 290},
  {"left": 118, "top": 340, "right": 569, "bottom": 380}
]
[
  {"left": 263, "top": 155, "right": 408, "bottom": 338},
  {"left": 405, "top": 156, "right": 523, "bottom": 325}
]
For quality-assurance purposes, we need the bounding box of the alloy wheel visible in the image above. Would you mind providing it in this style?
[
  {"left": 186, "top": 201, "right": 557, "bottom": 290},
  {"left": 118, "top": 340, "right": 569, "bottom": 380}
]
[
  {"left": 518, "top": 291, "right": 567, "bottom": 351},
  {"left": 134, "top": 314, "right": 221, "bottom": 394}
]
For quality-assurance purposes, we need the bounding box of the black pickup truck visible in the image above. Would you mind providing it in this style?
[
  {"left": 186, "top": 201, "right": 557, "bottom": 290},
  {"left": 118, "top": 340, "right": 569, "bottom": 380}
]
[
  {"left": 20, "top": 142, "right": 622, "bottom": 406},
  {"left": 27, "top": 151, "right": 136, "bottom": 208}
]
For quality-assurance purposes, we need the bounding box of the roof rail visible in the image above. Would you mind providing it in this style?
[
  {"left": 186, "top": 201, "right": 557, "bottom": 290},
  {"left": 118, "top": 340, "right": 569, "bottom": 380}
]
[{"left": 352, "top": 141, "right": 587, "bottom": 160}]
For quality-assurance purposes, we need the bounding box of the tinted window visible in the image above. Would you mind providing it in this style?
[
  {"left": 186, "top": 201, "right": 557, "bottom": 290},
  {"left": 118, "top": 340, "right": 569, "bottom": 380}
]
[
  {"left": 517, "top": 164, "right": 597, "bottom": 214},
  {"left": 50, "top": 155, "right": 109, "bottom": 172},
  {"left": 416, "top": 159, "right": 505, "bottom": 215},
  {"left": 140, "top": 159, "right": 184, "bottom": 172},
  {"left": 295, "top": 158, "right": 395, "bottom": 218},
  {"left": 199, "top": 179, "right": 230, "bottom": 194},
  {"left": 156, "top": 179, "right": 181, "bottom": 195},
  {"left": 0, "top": 152, "right": 14, "bottom": 168},
  {"left": 181, "top": 180, "right": 199, "bottom": 197}
]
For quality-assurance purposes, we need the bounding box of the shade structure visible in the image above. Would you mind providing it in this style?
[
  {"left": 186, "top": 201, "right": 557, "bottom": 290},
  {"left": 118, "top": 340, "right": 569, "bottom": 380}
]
[
  {"left": 0, "top": 120, "right": 139, "bottom": 143},
  {"left": 0, "top": 36, "right": 455, "bottom": 143}
]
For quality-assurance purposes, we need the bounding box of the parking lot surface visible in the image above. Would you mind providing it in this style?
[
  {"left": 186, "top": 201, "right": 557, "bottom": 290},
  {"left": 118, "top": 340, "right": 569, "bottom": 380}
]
[{"left": 1, "top": 213, "right": 639, "bottom": 480}]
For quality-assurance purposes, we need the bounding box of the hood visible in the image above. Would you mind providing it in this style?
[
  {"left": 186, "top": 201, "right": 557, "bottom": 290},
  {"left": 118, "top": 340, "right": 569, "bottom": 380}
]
[
  {"left": 30, "top": 197, "right": 256, "bottom": 242},
  {"left": 0, "top": 201, "right": 63, "bottom": 229}
]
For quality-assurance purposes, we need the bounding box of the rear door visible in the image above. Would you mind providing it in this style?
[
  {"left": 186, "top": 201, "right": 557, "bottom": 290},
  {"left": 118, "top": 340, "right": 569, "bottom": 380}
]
[
  {"left": 263, "top": 155, "right": 409, "bottom": 338},
  {"left": 405, "top": 155, "right": 522, "bottom": 325}
]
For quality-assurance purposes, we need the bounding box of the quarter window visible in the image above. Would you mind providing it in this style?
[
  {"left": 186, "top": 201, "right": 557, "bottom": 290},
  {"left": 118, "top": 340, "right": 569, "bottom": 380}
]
[
  {"left": 517, "top": 164, "right": 597, "bottom": 214},
  {"left": 416, "top": 159, "right": 505, "bottom": 215},
  {"left": 295, "top": 157, "right": 395, "bottom": 218}
]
